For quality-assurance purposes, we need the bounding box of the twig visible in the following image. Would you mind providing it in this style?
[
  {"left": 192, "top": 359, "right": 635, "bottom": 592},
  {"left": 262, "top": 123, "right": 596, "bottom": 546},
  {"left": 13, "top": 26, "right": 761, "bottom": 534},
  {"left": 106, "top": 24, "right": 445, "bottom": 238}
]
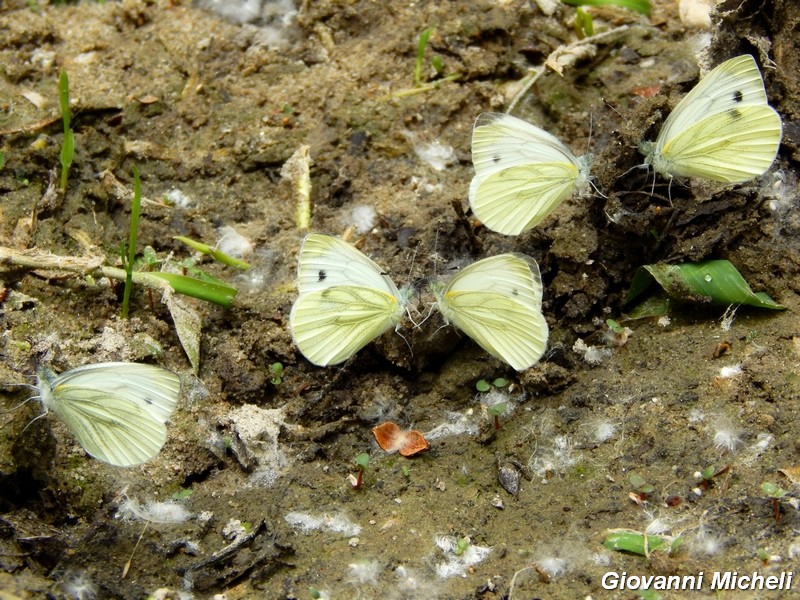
[{"left": 507, "top": 25, "right": 630, "bottom": 112}]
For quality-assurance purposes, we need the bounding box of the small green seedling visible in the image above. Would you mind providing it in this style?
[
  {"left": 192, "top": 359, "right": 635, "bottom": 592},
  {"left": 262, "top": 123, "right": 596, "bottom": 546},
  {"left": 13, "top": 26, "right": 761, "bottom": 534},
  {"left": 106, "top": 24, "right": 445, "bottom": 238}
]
[
  {"left": 761, "top": 481, "right": 789, "bottom": 522},
  {"left": 476, "top": 377, "right": 508, "bottom": 393},
  {"left": 58, "top": 69, "right": 74, "bottom": 192},
  {"left": 309, "top": 588, "right": 322, "bottom": 600},
  {"left": 697, "top": 464, "right": 730, "bottom": 491},
  {"left": 171, "top": 488, "right": 193, "bottom": 501},
  {"left": 629, "top": 473, "right": 655, "bottom": 502},
  {"left": 756, "top": 548, "right": 770, "bottom": 564},
  {"left": 401, "top": 465, "right": 411, "bottom": 479},
  {"left": 487, "top": 401, "right": 508, "bottom": 431},
  {"left": 454, "top": 536, "right": 470, "bottom": 556},
  {"left": 414, "top": 27, "right": 439, "bottom": 87},
  {"left": 476, "top": 377, "right": 510, "bottom": 429},
  {"left": 0, "top": 151, "right": 5, "bottom": 171},
  {"left": 121, "top": 165, "right": 143, "bottom": 319},
  {"left": 270, "top": 362, "right": 284, "bottom": 386},
  {"left": 352, "top": 452, "right": 370, "bottom": 490}
]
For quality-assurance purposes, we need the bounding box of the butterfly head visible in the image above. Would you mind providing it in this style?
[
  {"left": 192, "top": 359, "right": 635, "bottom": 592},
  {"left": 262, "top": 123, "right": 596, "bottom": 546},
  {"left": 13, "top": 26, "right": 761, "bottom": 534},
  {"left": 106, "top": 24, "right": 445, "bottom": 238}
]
[
  {"left": 576, "top": 153, "right": 595, "bottom": 194},
  {"left": 34, "top": 366, "right": 58, "bottom": 412}
]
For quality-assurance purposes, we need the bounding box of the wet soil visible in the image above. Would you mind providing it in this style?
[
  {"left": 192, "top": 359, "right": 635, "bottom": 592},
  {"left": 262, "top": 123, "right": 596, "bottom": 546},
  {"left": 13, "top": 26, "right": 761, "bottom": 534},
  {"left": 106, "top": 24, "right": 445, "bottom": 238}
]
[{"left": 1, "top": 0, "right": 800, "bottom": 598}]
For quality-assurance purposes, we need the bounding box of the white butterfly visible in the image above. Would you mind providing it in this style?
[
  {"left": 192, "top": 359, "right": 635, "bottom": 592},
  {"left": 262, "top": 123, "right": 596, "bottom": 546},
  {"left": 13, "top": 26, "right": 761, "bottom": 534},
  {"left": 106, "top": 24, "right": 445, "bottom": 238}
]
[
  {"left": 469, "top": 112, "right": 593, "bottom": 236},
  {"left": 431, "top": 253, "right": 549, "bottom": 371},
  {"left": 35, "top": 362, "right": 181, "bottom": 467},
  {"left": 640, "top": 54, "right": 782, "bottom": 183},
  {"left": 289, "top": 233, "right": 409, "bottom": 367}
]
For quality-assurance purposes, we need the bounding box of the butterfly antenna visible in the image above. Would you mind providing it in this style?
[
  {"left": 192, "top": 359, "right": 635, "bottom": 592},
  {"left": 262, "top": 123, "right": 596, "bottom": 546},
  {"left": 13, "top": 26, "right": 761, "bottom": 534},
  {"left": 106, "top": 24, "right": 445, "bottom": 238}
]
[{"left": 122, "top": 521, "right": 149, "bottom": 578}]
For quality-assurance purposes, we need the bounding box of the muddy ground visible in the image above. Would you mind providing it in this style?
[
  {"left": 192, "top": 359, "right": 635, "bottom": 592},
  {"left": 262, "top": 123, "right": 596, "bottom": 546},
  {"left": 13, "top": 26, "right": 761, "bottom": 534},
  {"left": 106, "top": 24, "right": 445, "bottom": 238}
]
[{"left": 1, "top": 0, "right": 800, "bottom": 598}]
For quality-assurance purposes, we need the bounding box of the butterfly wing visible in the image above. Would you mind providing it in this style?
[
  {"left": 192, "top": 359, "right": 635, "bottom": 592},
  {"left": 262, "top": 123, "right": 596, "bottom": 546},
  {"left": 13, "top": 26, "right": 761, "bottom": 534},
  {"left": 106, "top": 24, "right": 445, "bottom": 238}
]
[
  {"left": 290, "top": 234, "right": 405, "bottom": 366},
  {"left": 296, "top": 233, "right": 402, "bottom": 297},
  {"left": 434, "top": 254, "right": 549, "bottom": 371},
  {"left": 656, "top": 105, "right": 781, "bottom": 182},
  {"left": 45, "top": 363, "right": 180, "bottom": 467},
  {"left": 470, "top": 113, "right": 590, "bottom": 235},
  {"left": 648, "top": 55, "right": 782, "bottom": 182}
]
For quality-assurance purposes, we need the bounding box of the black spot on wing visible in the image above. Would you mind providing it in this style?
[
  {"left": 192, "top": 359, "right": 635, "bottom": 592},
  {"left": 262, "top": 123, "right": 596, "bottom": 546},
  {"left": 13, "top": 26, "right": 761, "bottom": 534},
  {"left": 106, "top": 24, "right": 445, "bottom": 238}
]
[
  {"left": 318, "top": 270, "right": 327, "bottom": 282},
  {"left": 492, "top": 154, "right": 501, "bottom": 163},
  {"left": 512, "top": 288, "right": 519, "bottom": 296},
  {"left": 727, "top": 108, "right": 743, "bottom": 121},
  {"left": 732, "top": 90, "right": 743, "bottom": 103}
]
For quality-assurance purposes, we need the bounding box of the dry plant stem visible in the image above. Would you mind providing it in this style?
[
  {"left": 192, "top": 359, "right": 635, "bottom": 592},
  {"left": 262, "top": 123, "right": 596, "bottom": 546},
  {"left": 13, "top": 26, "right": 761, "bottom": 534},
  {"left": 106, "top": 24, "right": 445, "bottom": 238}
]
[
  {"left": 506, "top": 25, "right": 630, "bottom": 113},
  {"left": 0, "top": 246, "right": 174, "bottom": 294}
]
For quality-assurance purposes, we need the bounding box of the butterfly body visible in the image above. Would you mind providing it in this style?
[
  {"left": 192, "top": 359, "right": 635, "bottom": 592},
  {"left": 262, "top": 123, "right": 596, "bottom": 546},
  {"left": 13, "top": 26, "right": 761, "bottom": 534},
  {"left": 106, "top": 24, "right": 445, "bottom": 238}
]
[
  {"left": 641, "top": 55, "right": 782, "bottom": 183},
  {"left": 432, "top": 253, "right": 549, "bottom": 371},
  {"left": 35, "top": 362, "right": 180, "bottom": 467},
  {"left": 290, "top": 234, "right": 408, "bottom": 366},
  {"left": 470, "top": 112, "right": 593, "bottom": 235}
]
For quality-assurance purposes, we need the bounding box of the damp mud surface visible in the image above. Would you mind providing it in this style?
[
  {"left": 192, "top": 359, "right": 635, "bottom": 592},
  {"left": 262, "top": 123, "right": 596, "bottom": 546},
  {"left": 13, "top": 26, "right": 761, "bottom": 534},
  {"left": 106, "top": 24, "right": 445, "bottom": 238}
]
[{"left": 1, "top": 0, "right": 800, "bottom": 598}]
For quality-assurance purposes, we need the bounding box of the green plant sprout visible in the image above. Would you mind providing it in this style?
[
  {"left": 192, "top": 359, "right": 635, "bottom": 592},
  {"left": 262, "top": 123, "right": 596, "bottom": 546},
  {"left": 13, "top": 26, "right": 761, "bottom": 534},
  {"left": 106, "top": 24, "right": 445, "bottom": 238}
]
[
  {"left": 352, "top": 452, "right": 370, "bottom": 490},
  {"left": 121, "top": 165, "right": 142, "bottom": 318},
  {"left": 414, "top": 27, "right": 441, "bottom": 86},
  {"left": 388, "top": 27, "right": 460, "bottom": 99},
  {"left": 454, "top": 536, "right": 470, "bottom": 556},
  {"left": 629, "top": 473, "right": 654, "bottom": 501},
  {"left": 696, "top": 464, "right": 730, "bottom": 491},
  {"left": 270, "top": 362, "right": 284, "bottom": 386},
  {"left": 487, "top": 401, "right": 508, "bottom": 431},
  {"left": 58, "top": 69, "right": 74, "bottom": 192},
  {"left": 476, "top": 377, "right": 508, "bottom": 392},
  {"left": 174, "top": 235, "right": 252, "bottom": 270},
  {"left": 761, "top": 481, "right": 790, "bottom": 522},
  {"left": 476, "top": 377, "right": 510, "bottom": 429},
  {"left": 171, "top": 488, "right": 193, "bottom": 501},
  {"left": 0, "top": 151, "right": 5, "bottom": 171}
]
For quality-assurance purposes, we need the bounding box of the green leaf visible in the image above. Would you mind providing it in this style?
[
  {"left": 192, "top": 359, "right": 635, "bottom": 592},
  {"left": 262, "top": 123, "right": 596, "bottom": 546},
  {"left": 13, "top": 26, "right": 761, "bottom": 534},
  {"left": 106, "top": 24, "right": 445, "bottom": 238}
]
[
  {"left": 561, "top": 0, "right": 651, "bottom": 17},
  {"left": 173, "top": 235, "right": 251, "bottom": 270},
  {"left": 493, "top": 378, "right": 508, "bottom": 388},
  {"left": 603, "top": 531, "right": 667, "bottom": 556},
  {"left": 355, "top": 452, "right": 370, "bottom": 470},
  {"left": 415, "top": 27, "right": 434, "bottom": 86},
  {"left": 171, "top": 488, "right": 193, "bottom": 500},
  {"left": 144, "top": 272, "right": 237, "bottom": 308},
  {"left": 476, "top": 379, "right": 491, "bottom": 392},
  {"left": 626, "top": 260, "right": 784, "bottom": 310}
]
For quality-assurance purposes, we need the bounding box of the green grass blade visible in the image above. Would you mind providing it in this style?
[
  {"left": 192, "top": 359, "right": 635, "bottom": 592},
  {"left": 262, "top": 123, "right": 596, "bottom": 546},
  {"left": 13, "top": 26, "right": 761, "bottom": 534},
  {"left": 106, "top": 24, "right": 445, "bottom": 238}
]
[
  {"left": 121, "top": 166, "right": 142, "bottom": 318},
  {"left": 561, "top": 0, "right": 651, "bottom": 17},
  {"left": 626, "top": 260, "right": 784, "bottom": 310},
  {"left": 144, "top": 272, "right": 237, "bottom": 308},
  {"left": 58, "top": 70, "right": 73, "bottom": 191},
  {"left": 58, "top": 70, "right": 71, "bottom": 132},
  {"left": 173, "top": 235, "right": 252, "bottom": 270},
  {"left": 415, "top": 27, "right": 434, "bottom": 86}
]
